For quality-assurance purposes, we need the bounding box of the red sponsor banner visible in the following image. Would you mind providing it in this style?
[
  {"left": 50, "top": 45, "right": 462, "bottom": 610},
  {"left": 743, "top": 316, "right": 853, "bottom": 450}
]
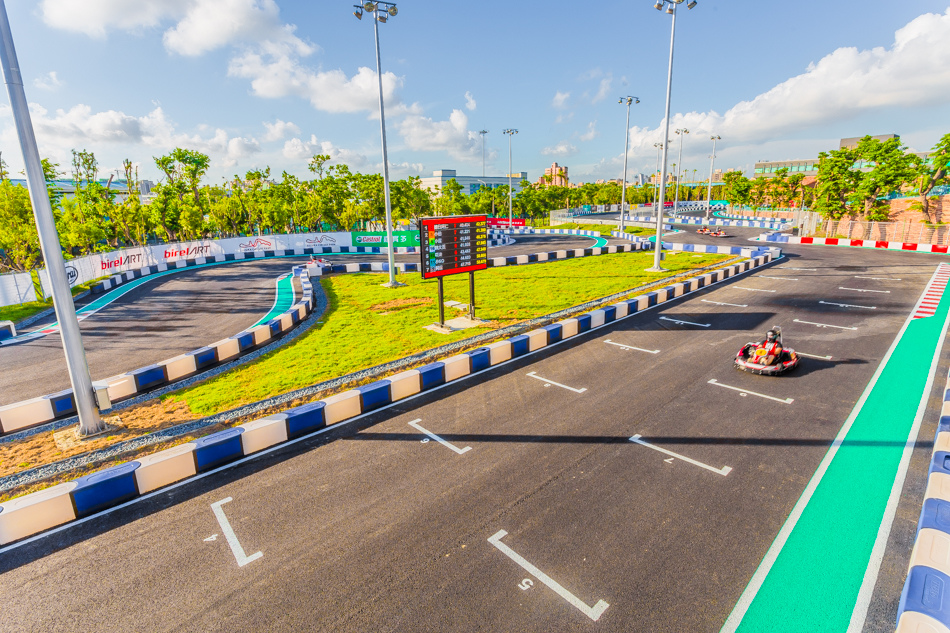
[{"left": 487, "top": 217, "right": 526, "bottom": 227}]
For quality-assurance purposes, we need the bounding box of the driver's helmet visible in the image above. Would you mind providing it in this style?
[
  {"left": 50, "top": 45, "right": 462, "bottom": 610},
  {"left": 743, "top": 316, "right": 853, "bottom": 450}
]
[{"left": 765, "top": 329, "right": 778, "bottom": 342}]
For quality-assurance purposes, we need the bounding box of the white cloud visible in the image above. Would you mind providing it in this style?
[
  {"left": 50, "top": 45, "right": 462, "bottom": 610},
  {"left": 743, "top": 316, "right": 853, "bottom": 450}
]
[
  {"left": 398, "top": 109, "right": 483, "bottom": 162},
  {"left": 579, "top": 121, "right": 598, "bottom": 142},
  {"left": 464, "top": 91, "right": 477, "bottom": 111},
  {"left": 552, "top": 91, "right": 570, "bottom": 108},
  {"left": 625, "top": 8, "right": 950, "bottom": 157},
  {"left": 33, "top": 72, "right": 64, "bottom": 91},
  {"left": 262, "top": 119, "right": 300, "bottom": 143},
  {"left": 282, "top": 135, "right": 422, "bottom": 176},
  {"left": 541, "top": 142, "right": 578, "bottom": 158},
  {"left": 592, "top": 76, "right": 612, "bottom": 104}
]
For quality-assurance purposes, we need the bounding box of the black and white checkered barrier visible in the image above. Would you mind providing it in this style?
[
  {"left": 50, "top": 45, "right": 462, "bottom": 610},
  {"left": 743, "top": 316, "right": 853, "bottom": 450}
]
[
  {"left": 0, "top": 267, "right": 317, "bottom": 437},
  {"left": 0, "top": 250, "right": 779, "bottom": 547}
]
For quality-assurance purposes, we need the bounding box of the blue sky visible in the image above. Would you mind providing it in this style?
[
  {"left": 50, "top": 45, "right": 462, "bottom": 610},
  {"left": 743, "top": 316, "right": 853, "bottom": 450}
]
[{"left": 2, "top": 0, "right": 949, "bottom": 186}]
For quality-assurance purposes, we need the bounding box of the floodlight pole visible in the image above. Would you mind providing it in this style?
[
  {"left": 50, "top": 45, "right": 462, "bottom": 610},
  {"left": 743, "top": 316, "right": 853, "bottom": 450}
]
[
  {"left": 649, "top": 2, "right": 678, "bottom": 271},
  {"left": 706, "top": 135, "right": 720, "bottom": 219},
  {"left": 618, "top": 96, "right": 639, "bottom": 233},
  {"left": 503, "top": 129, "right": 518, "bottom": 230},
  {"left": 0, "top": 0, "right": 104, "bottom": 434},
  {"left": 479, "top": 129, "right": 488, "bottom": 177},
  {"left": 673, "top": 128, "right": 688, "bottom": 214}
]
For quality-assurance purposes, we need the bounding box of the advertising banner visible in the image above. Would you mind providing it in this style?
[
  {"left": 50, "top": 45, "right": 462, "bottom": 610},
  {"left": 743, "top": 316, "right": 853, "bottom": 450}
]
[
  {"left": 38, "top": 231, "right": 353, "bottom": 299},
  {"left": 487, "top": 218, "right": 526, "bottom": 227},
  {"left": 351, "top": 231, "right": 421, "bottom": 247},
  {"left": 0, "top": 271, "right": 37, "bottom": 307}
]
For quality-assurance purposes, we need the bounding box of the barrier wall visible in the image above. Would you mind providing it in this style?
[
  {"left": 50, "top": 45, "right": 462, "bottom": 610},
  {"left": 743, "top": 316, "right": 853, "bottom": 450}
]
[
  {"left": 0, "top": 271, "right": 37, "bottom": 308},
  {"left": 0, "top": 249, "right": 778, "bottom": 546},
  {"left": 897, "top": 371, "right": 950, "bottom": 632},
  {"left": 0, "top": 266, "right": 317, "bottom": 436},
  {"left": 762, "top": 233, "right": 950, "bottom": 254},
  {"left": 623, "top": 215, "right": 789, "bottom": 231}
]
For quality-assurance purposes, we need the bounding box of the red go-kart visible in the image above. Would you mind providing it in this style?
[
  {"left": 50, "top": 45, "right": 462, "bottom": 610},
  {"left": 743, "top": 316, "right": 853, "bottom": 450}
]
[{"left": 734, "top": 327, "right": 799, "bottom": 376}]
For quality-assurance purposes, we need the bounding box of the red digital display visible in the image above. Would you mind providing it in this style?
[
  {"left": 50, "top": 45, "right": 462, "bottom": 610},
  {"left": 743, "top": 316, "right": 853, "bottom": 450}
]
[{"left": 420, "top": 215, "right": 489, "bottom": 279}]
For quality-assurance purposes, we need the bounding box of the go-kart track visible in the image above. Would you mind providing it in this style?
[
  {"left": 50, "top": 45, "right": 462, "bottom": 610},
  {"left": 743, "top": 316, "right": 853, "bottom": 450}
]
[
  {"left": 0, "top": 233, "right": 614, "bottom": 403},
  {"left": 2, "top": 225, "right": 948, "bottom": 633}
]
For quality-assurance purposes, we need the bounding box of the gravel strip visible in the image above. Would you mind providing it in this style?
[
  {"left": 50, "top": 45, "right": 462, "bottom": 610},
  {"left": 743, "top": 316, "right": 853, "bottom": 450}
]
[{"left": 0, "top": 256, "right": 744, "bottom": 493}]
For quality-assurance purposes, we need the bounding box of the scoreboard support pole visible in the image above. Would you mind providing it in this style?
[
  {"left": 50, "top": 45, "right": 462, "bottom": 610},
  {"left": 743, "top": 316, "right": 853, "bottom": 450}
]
[
  {"left": 469, "top": 272, "right": 475, "bottom": 320},
  {"left": 438, "top": 277, "right": 445, "bottom": 326}
]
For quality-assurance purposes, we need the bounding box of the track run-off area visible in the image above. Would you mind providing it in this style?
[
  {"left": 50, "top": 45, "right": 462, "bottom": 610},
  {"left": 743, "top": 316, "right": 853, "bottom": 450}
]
[{"left": 1, "top": 228, "right": 947, "bottom": 632}]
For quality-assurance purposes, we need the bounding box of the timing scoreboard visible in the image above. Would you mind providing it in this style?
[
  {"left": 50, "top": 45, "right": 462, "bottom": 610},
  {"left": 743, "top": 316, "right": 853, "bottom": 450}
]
[{"left": 419, "top": 215, "right": 488, "bottom": 279}]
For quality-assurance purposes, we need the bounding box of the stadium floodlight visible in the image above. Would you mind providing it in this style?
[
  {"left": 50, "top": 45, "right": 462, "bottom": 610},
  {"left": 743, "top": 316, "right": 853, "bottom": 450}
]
[
  {"left": 706, "top": 135, "right": 720, "bottom": 219},
  {"left": 687, "top": 0, "right": 698, "bottom": 8},
  {"left": 654, "top": 1, "right": 663, "bottom": 9},
  {"left": 618, "top": 96, "right": 640, "bottom": 232},
  {"left": 352, "top": 0, "right": 403, "bottom": 287},
  {"left": 503, "top": 129, "right": 519, "bottom": 230},
  {"left": 649, "top": 0, "right": 699, "bottom": 272},
  {"left": 354, "top": 8, "right": 363, "bottom": 18},
  {"left": 388, "top": 5, "right": 398, "bottom": 15}
]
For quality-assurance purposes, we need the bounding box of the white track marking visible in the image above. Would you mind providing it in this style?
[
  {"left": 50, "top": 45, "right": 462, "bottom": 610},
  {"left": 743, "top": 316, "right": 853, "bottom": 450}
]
[
  {"left": 708, "top": 379, "right": 794, "bottom": 404},
  {"left": 629, "top": 434, "right": 733, "bottom": 476},
  {"left": 781, "top": 267, "right": 818, "bottom": 271},
  {"left": 793, "top": 318, "right": 858, "bottom": 330},
  {"left": 488, "top": 530, "right": 609, "bottom": 622},
  {"left": 526, "top": 372, "right": 587, "bottom": 393},
  {"left": 659, "top": 316, "right": 711, "bottom": 328},
  {"left": 796, "top": 352, "right": 833, "bottom": 360},
  {"left": 408, "top": 419, "right": 471, "bottom": 454},
  {"left": 735, "top": 286, "right": 776, "bottom": 293},
  {"left": 210, "top": 498, "right": 262, "bottom": 567},
  {"left": 701, "top": 299, "right": 748, "bottom": 308},
  {"left": 854, "top": 276, "right": 902, "bottom": 281},
  {"left": 839, "top": 287, "right": 890, "bottom": 294},
  {"left": 604, "top": 339, "right": 659, "bottom": 354},
  {"left": 757, "top": 276, "right": 798, "bottom": 281},
  {"left": 819, "top": 300, "right": 876, "bottom": 310}
]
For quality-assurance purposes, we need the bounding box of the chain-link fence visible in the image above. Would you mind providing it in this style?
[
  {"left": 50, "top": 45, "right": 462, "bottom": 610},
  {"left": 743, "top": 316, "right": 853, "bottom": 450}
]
[{"left": 812, "top": 217, "right": 950, "bottom": 245}]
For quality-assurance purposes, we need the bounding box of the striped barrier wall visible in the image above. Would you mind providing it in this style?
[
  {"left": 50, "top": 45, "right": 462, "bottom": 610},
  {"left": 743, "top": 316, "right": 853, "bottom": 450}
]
[
  {"left": 0, "top": 249, "right": 779, "bottom": 547},
  {"left": 896, "top": 368, "right": 950, "bottom": 632},
  {"left": 623, "top": 215, "right": 789, "bottom": 231},
  {"left": 90, "top": 239, "right": 512, "bottom": 295},
  {"left": 610, "top": 231, "right": 782, "bottom": 261},
  {"left": 761, "top": 233, "right": 950, "bottom": 254},
  {"left": 0, "top": 266, "right": 317, "bottom": 437}
]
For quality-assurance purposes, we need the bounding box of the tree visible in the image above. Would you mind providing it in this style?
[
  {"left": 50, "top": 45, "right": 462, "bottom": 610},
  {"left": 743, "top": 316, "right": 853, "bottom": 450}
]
[
  {"left": 848, "top": 136, "right": 915, "bottom": 221},
  {"left": 912, "top": 134, "right": 950, "bottom": 222},
  {"left": 0, "top": 179, "right": 41, "bottom": 271},
  {"left": 814, "top": 148, "right": 859, "bottom": 220},
  {"left": 721, "top": 171, "right": 751, "bottom": 211}
]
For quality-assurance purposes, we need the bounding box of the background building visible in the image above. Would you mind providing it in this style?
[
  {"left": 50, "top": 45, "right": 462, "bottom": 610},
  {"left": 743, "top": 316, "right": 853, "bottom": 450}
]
[
  {"left": 537, "top": 162, "right": 568, "bottom": 187},
  {"left": 754, "top": 135, "right": 903, "bottom": 179},
  {"left": 418, "top": 169, "right": 528, "bottom": 195}
]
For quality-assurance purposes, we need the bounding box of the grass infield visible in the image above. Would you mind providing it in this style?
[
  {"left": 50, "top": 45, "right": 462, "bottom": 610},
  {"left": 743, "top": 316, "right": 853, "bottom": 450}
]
[{"left": 166, "top": 250, "right": 728, "bottom": 416}]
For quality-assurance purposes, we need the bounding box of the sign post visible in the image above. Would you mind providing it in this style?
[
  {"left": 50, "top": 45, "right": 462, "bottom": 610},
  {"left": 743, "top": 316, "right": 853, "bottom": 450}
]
[{"left": 420, "top": 215, "right": 488, "bottom": 327}]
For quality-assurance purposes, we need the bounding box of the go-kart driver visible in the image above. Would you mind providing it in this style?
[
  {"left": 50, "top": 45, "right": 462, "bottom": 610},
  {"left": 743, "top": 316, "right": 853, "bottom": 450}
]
[{"left": 752, "top": 328, "right": 783, "bottom": 366}]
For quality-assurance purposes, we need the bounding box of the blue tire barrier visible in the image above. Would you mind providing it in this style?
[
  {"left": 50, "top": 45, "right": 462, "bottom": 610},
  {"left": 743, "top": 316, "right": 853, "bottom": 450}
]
[
  {"left": 284, "top": 402, "right": 327, "bottom": 438},
  {"left": 131, "top": 365, "right": 168, "bottom": 392},
  {"left": 194, "top": 428, "right": 245, "bottom": 472},
  {"left": 510, "top": 334, "right": 530, "bottom": 357},
  {"left": 70, "top": 462, "right": 140, "bottom": 518},
  {"left": 468, "top": 347, "right": 492, "bottom": 372},
  {"left": 417, "top": 362, "right": 446, "bottom": 390},
  {"left": 602, "top": 305, "right": 617, "bottom": 324},
  {"left": 898, "top": 566, "right": 950, "bottom": 630},
  {"left": 542, "top": 323, "right": 563, "bottom": 344},
  {"left": 46, "top": 389, "right": 77, "bottom": 418},
  {"left": 0, "top": 320, "right": 16, "bottom": 340},
  {"left": 357, "top": 380, "right": 392, "bottom": 413}
]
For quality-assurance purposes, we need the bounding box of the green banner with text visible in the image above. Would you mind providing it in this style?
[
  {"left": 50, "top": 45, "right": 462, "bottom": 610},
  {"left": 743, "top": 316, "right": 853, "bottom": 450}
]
[{"left": 351, "top": 231, "right": 421, "bottom": 248}]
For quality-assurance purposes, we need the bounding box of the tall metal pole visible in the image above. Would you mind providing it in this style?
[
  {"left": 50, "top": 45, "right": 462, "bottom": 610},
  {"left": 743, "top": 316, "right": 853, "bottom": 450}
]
[
  {"left": 706, "top": 135, "right": 719, "bottom": 220},
  {"left": 0, "top": 0, "right": 103, "bottom": 434},
  {"left": 673, "top": 128, "right": 688, "bottom": 215},
  {"left": 652, "top": 142, "right": 662, "bottom": 211},
  {"left": 649, "top": 3, "right": 677, "bottom": 272},
  {"left": 369, "top": 4, "right": 402, "bottom": 287},
  {"left": 479, "top": 129, "right": 488, "bottom": 178},
  {"left": 619, "top": 97, "right": 633, "bottom": 233},
  {"left": 503, "top": 129, "right": 517, "bottom": 229}
]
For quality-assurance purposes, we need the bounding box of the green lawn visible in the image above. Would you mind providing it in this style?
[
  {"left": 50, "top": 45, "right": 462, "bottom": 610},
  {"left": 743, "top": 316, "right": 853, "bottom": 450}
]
[
  {"left": 0, "top": 276, "right": 105, "bottom": 325},
  {"left": 538, "top": 223, "right": 654, "bottom": 237},
  {"left": 167, "top": 250, "right": 731, "bottom": 417}
]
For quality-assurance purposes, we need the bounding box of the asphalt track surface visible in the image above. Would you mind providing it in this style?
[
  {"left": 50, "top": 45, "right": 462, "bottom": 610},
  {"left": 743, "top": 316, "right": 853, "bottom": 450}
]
[
  {"left": 0, "top": 234, "right": 606, "bottom": 405},
  {"left": 2, "top": 229, "right": 946, "bottom": 632}
]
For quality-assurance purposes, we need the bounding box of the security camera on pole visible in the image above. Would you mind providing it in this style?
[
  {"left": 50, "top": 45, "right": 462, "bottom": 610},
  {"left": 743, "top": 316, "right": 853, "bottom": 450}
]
[
  {"left": 353, "top": 1, "right": 404, "bottom": 288},
  {"left": 648, "top": 0, "right": 698, "bottom": 272},
  {"left": 0, "top": 0, "right": 105, "bottom": 435},
  {"left": 618, "top": 96, "right": 640, "bottom": 233}
]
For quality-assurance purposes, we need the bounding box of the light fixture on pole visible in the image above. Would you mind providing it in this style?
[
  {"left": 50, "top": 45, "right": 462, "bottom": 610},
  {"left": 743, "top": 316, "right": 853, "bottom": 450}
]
[
  {"left": 648, "top": 0, "right": 698, "bottom": 272},
  {"left": 0, "top": 0, "right": 105, "bottom": 435},
  {"left": 673, "top": 128, "right": 689, "bottom": 215},
  {"left": 618, "top": 96, "right": 640, "bottom": 233},
  {"left": 353, "top": 0, "right": 403, "bottom": 287},
  {"left": 478, "top": 129, "right": 488, "bottom": 178},
  {"left": 706, "top": 135, "right": 720, "bottom": 220},
  {"left": 503, "top": 128, "right": 518, "bottom": 230}
]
